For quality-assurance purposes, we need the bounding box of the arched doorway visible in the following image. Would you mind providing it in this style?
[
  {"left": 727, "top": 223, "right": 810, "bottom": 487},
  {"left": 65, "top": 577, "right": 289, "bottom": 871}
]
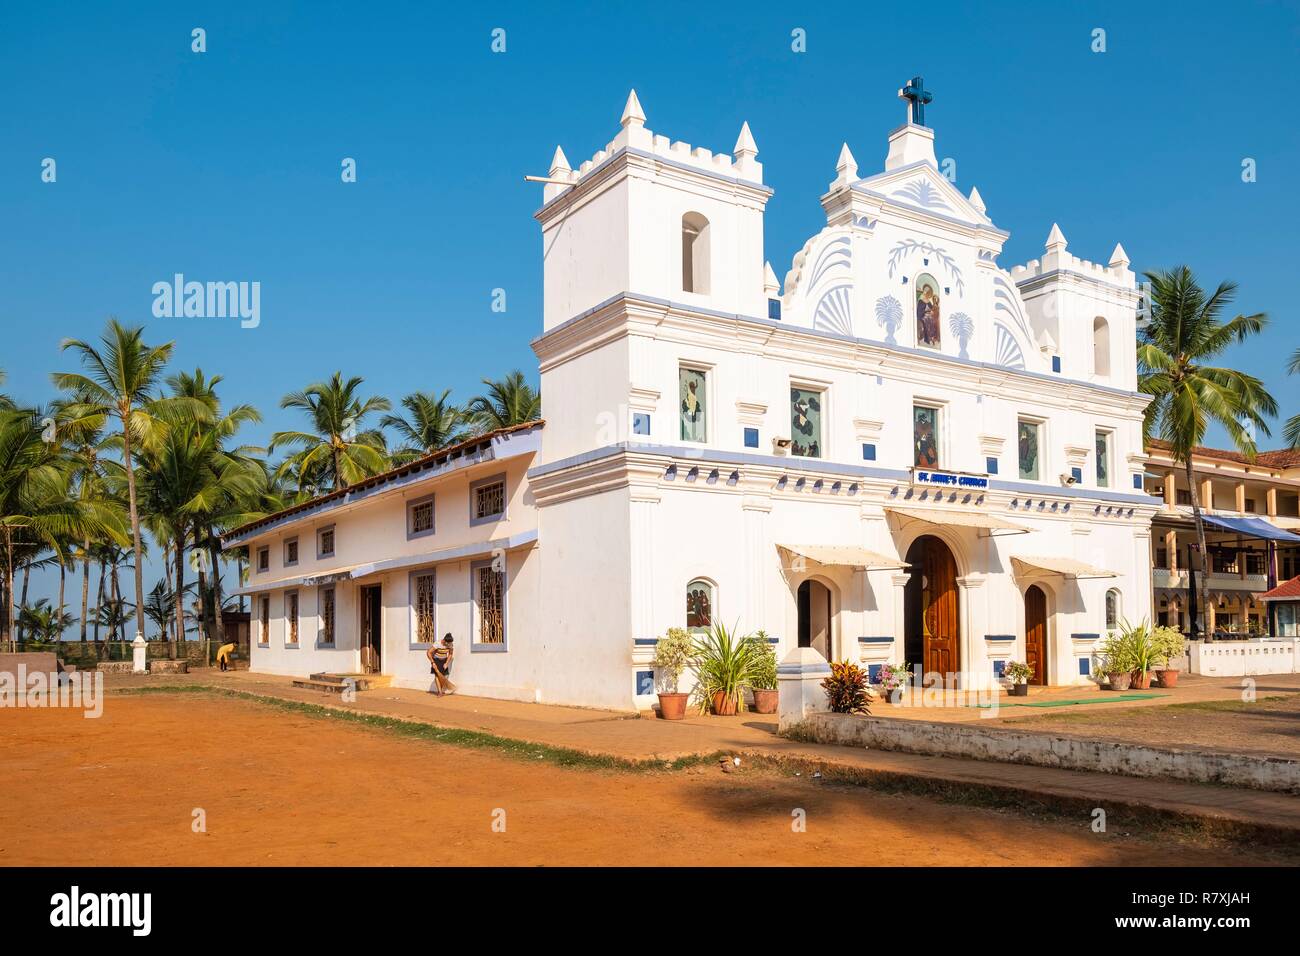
[
  {"left": 1024, "top": 585, "right": 1048, "bottom": 685},
  {"left": 904, "top": 536, "right": 960, "bottom": 676},
  {"left": 797, "top": 579, "right": 832, "bottom": 660}
]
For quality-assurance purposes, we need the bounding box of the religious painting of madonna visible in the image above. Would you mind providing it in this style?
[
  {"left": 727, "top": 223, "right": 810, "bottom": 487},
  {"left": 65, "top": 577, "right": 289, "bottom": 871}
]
[
  {"left": 679, "top": 367, "right": 707, "bottom": 442},
  {"left": 790, "top": 387, "right": 822, "bottom": 458},
  {"left": 915, "top": 273, "right": 941, "bottom": 348},
  {"left": 913, "top": 405, "right": 939, "bottom": 468}
]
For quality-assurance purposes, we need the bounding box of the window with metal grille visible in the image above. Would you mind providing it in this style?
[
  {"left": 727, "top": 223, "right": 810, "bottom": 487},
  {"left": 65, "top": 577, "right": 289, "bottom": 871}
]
[
  {"left": 475, "top": 565, "right": 505, "bottom": 645},
  {"left": 474, "top": 481, "right": 505, "bottom": 521},
  {"left": 413, "top": 572, "right": 436, "bottom": 644},
  {"left": 284, "top": 537, "right": 298, "bottom": 566},
  {"left": 318, "top": 526, "right": 335, "bottom": 558},
  {"left": 319, "top": 587, "right": 335, "bottom": 645},
  {"left": 257, "top": 547, "right": 269, "bottom": 572},
  {"left": 409, "top": 497, "right": 434, "bottom": 536},
  {"left": 259, "top": 595, "right": 269, "bottom": 644},
  {"left": 286, "top": 592, "right": 299, "bottom": 644}
]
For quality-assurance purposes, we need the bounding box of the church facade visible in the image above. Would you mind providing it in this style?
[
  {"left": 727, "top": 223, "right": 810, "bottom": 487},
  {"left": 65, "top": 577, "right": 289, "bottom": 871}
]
[{"left": 228, "top": 85, "right": 1160, "bottom": 710}]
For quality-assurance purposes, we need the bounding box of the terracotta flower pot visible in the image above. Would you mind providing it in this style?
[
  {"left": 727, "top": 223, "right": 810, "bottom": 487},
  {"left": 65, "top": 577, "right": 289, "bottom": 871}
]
[
  {"left": 1107, "top": 672, "right": 1132, "bottom": 691},
  {"left": 1130, "top": 670, "right": 1152, "bottom": 690},
  {"left": 657, "top": 692, "right": 689, "bottom": 720},
  {"left": 751, "top": 688, "right": 779, "bottom": 714},
  {"left": 1009, "top": 682, "right": 1029, "bottom": 697},
  {"left": 710, "top": 690, "right": 739, "bottom": 716},
  {"left": 1154, "top": 668, "right": 1179, "bottom": 688}
]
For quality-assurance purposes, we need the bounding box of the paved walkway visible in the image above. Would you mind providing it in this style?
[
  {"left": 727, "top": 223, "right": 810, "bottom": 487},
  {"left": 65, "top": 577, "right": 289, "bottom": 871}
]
[{"left": 110, "top": 669, "right": 1300, "bottom": 839}]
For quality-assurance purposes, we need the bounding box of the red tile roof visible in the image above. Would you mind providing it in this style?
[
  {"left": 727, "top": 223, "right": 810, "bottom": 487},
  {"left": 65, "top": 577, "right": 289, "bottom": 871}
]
[
  {"left": 1258, "top": 576, "right": 1300, "bottom": 601},
  {"left": 1145, "top": 439, "right": 1300, "bottom": 470},
  {"left": 222, "top": 420, "right": 544, "bottom": 543}
]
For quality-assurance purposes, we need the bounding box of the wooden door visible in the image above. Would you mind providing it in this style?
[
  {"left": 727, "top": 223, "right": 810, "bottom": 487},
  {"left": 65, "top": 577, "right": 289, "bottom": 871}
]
[
  {"left": 1025, "top": 585, "right": 1047, "bottom": 685},
  {"left": 920, "top": 538, "right": 960, "bottom": 676}
]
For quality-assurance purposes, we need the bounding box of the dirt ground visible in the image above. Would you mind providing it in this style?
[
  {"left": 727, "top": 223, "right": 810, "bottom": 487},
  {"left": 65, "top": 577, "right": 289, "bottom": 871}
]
[
  {"left": 996, "top": 693, "right": 1300, "bottom": 759},
  {"left": 0, "top": 693, "right": 1284, "bottom": 867}
]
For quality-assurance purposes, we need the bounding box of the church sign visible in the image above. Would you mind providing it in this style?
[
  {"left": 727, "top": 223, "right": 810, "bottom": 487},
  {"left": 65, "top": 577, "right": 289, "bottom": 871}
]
[{"left": 913, "top": 469, "right": 989, "bottom": 491}]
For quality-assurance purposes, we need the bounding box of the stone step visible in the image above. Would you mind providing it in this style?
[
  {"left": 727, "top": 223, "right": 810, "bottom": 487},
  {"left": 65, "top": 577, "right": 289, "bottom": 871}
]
[{"left": 295, "top": 673, "right": 392, "bottom": 694}]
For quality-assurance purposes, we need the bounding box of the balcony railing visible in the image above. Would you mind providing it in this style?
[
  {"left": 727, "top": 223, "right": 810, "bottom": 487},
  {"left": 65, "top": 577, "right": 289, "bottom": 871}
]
[{"left": 1152, "top": 568, "right": 1269, "bottom": 591}]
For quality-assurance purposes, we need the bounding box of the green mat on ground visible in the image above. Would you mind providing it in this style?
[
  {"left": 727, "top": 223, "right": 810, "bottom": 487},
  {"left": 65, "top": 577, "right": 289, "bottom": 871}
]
[{"left": 974, "top": 692, "right": 1168, "bottom": 709}]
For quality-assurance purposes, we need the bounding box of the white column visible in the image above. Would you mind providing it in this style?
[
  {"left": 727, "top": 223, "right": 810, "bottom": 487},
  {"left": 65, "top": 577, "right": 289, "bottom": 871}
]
[
  {"left": 956, "top": 574, "right": 987, "bottom": 689},
  {"left": 1134, "top": 528, "right": 1153, "bottom": 624},
  {"left": 777, "top": 647, "right": 832, "bottom": 732},
  {"left": 742, "top": 496, "right": 771, "bottom": 639},
  {"left": 629, "top": 489, "right": 660, "bottom": 642},
  {"left": 890, "top": 572, "right": 911, "bottom": 667}
]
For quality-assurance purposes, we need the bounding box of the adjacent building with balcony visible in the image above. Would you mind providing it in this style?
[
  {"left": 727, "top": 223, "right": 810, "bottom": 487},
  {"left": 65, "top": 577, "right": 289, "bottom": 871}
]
[{"left": 1144, "top": 440, "right": 1300, "bottom": 635}]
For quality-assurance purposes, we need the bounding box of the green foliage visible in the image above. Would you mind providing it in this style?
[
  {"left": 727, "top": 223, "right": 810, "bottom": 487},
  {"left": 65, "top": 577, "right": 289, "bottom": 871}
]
[
  {"left": 745, "top": 630, "right": 777, "bottom": 690},
  {"left": 1002, "top": 659, "right": 1034, "bottom": 684},
  {"left": 821, "top": 661, "right": 871, "bottom": 715},
  {"left": 466, "top": 371, "right": 541, "bottom": 432},
  {"left": 690, "top": 620, "right": 759, "bottom": 712},
  {"left": 650, "top": 627, "right": 696, "bottom": 694},
  {"left": 1151, "top": 625, "right": 1186, "bottom": 667},
  {"left": 1099, "top": 618, "right": 1159, "bottom": 676}
]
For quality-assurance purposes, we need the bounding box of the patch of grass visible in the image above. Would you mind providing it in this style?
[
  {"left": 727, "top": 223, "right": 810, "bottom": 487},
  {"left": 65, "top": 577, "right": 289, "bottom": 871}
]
[
  {"left": 1006, "top": 693, "right": 1297, "bottom": 726},
  {"left": 113, "top": 685, "right": 720, "bottom": 774}
]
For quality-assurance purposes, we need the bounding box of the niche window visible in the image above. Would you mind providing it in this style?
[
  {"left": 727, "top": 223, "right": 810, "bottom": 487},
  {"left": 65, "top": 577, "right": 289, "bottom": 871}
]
[
  {"left": 681, "top": 212, "right": 710, "bottom": 294},
  {"left": 1092, "top": 317, "right": 1111, "bottom": 379}
]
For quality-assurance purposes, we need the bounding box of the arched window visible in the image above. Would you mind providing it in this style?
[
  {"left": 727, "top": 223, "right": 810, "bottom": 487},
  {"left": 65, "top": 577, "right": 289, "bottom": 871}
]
[
  {"left": 686, "top": 578, "right": 714, "bottom": 632},
  {"left": 1105, "top": 588, "right": 1121, "bottom": 631},
  {"left": 1092, "top": 317, "right": 1111, "bottom": 379},
  {"left": 681, "top": 212, "right": 710, "bottom": 294}
]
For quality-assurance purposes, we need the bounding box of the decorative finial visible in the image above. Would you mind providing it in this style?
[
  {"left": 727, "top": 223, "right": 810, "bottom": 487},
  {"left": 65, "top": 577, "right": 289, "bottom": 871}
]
[
  {"left": 734, "top": 121, "right": 758, "bottom": 160},
  {"left": 763, "top": 261, "right": 780, "bottom": 296},
  {"left": 1108, "top": 242, "right": 1130, "bottom": 269},
  {"left": 968, "top": 186, "right": 986, "bottom": 215},
  {"left": 1045, "top": 222, "right": 1068, "bottom": 252},
  {"left": 621, "top": 89, "right": 646, "bottom": 129},
  {"left": 898, "top": 76, "right": 933, "bottom": 126},
  {"left": 836, "top": 142, "right": 858, "bottom": 180},
  {"left": 548, "top": 146, "right": 571, "bottom": 177}
]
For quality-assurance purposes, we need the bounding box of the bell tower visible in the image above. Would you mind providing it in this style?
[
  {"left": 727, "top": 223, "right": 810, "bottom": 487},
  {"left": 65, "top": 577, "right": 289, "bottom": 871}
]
[{"left": 535, "top": 91, "right": 772, "bottom": 331}]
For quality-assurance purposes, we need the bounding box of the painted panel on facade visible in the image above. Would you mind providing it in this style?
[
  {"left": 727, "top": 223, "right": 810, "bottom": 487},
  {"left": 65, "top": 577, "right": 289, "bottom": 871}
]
[
  {"left": 679, "top": 367, "right": 707, "bottom": 442},
  {"left": 915, "top": 272, "right": 941, "bottom": 347},
  {"left": 913, "top": 406, "right": 939, "bottom": 468},
  {"left": 686, "top": 578, "right": 714, "bottom": 632},
  {"left": 1018, "top": 420, "right": 1040, "bottom": 480},
  {"left": 1096, "top": 430, "right": 1110, "bottom": 487},
  {"left": 790, "top": 387, "right": 822, "bottom": 458}
]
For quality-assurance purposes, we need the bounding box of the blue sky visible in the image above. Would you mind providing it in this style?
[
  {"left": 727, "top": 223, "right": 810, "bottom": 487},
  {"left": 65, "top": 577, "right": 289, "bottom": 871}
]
[{"left": 2, "top": 1, "right": 1297, "bottom": 617}]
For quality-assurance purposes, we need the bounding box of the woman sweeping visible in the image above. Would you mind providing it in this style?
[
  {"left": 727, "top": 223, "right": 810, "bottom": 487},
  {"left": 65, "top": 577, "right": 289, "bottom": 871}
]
[{"left": 427, "top": 634, "right": 456, "bottom": 696}]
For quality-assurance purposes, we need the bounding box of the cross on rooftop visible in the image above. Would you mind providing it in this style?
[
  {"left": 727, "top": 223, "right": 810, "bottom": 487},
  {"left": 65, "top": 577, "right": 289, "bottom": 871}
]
[{"left": 898, "top": 75, "right": 933, "bottom": 126}]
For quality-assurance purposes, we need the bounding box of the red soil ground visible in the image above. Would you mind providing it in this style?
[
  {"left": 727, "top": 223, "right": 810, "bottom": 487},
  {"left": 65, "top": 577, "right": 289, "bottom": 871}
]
[{"left": 0, "top": 694, "right": 1279, "bottom": 866}]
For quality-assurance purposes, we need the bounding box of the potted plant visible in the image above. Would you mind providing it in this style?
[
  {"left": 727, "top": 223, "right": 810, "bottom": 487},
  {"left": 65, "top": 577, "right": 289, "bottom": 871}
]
[
  {"left": 1003, "top": 660, "right": 1033, "bottom": 696},
  {"left": 875, "top": 660, "right": 909, "bottom": 703},
  {"left": 746, "top": 631, "right": 779, "bottom": 714},
  {"left": 1124, "top": 619, "right": 1159, "bottom": 689},
  {"left": 1151, "top": 624, "right": 1186, "bottom": 688},
  {"left": 821, "top": 661, "right": 871, "bottom": 715},
  {"left": 1096, "top": 630, "right": 1136, "bottom": 690},
  {"left": 650, "top": 627, "right": 695, "bottom": 720},
  {"left": 691, "top": 620, "right": 758, "bottom": 716}
]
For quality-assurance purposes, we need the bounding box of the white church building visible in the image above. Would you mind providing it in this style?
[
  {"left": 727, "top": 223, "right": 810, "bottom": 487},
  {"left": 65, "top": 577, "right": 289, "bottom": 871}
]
[{"left": 227, "top": 83, "right": 1159, "bottom": 710}]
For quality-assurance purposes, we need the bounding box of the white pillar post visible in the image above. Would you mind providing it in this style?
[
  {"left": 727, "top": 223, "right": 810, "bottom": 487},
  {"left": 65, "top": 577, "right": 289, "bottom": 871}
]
[{"left": 777, "top": 647, "right": 831, "bottom": 733}]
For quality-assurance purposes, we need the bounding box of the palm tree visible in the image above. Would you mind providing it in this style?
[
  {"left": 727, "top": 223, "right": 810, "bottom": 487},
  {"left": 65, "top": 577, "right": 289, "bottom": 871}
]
[
  {"left": 271, "top": 372, "right": 390, "bottom": 492},
  {"left": 0, "top": 407, "right": 124, "bottom": 648},
  {"left": 0, "top": 369, "right": 13, "bottom": 411},
  {"left": 466, "top": 371, "right": 541, "bottom": 432},
  {"left": 1284, "top": 348, "right": 1300, "bottom": 449},
  {"left": 53, "top": 320, "right": 189, "bottom": 644},
  {"left": 381, "top": 389, "right": 469, "bottom": 462},
  {"left": 18, "top": 598, "right": 74, "bottom": 644},
  {"left": 1138, "top": 266, "right": 1278, "bottom": 639}
]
